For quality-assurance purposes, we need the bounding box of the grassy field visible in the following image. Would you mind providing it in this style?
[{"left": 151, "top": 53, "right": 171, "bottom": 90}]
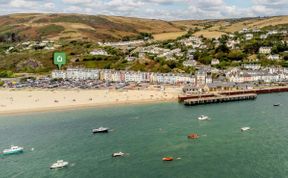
[
  {"left": 0, "top": 13, "right": 184, "bottom": 42},
  {"left": 153, "top": 31, "right": 187, "bottom": 40},
  {"left": 222, "top": 16, "right": 288, "bottom": 33},
  {"left": 194, "top": 30, "right": 226, "bottom": 39}
]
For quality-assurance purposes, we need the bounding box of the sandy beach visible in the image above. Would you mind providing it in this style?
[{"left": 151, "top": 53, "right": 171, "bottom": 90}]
[{"left": 0, "top": 87, "right": 181, "bottom": 115}]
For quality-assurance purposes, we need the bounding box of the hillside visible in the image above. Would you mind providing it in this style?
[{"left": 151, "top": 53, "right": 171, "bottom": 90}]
[
  {"left": 0, "top": 14, "right": 287, "bottom": 42},
  {"left": 0, "top": 13, "right": 183, "bottom": 42},
  {"left": 173, "top": 16, "right": 288, "bottom": 38}
]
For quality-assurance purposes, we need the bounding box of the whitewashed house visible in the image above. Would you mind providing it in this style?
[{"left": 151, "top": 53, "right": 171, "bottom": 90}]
[
  {"left": 183, "top": 60, "right": 197, "bottom": 67},
  {"left": 62, "top": 68, "right": 100, "bottom": 80},
  {"left": 52, "top": 70, "right": 66, "bottom": 79},
  {"left": 259, "top": 47, "right": 272, "bottom": 54},
  {"left": 267, "top": 54, "right": 280, "bottom": 60},
  {"left": 196, "top": 71, "right": 207, "bottom": 86},
  {"left": 245, "top": 34, "right": 253, "bottom": 40},
  {"left": 243, "top": 64, "right": 261, "bottom": 70},
  {"left": 90, "top": 49, "right": 109, "bottom": 56},
  {"left": 125, "top": 56, "right": 136, "bottom": 62},
  {"left": 211, "top": 59, "right": 220, "bottom": 65}
]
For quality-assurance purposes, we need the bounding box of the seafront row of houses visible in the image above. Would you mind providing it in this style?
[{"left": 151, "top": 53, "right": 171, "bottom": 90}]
[
  {"left": 52, "top": 68, "right": 212, "bottom": 86},
  {"left": 52, "top": 65, "right": 288, "bottom": 88},
  {"left": 226, "top": 67, "right": 288, "bottom": 83}
]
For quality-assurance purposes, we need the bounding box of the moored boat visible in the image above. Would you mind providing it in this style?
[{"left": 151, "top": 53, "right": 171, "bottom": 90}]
[
  {"left": 198, "top": 115, "right": 209, "bottom": 121},
  {"left": 2, "top": 145, "right": 23, "bottom": 155},
  {"left": 187, "top": 133, "right": 199, "bottom": 139},
  {"left": 273, "top": 103, "right": 280, "bottom": 106},
  {"left": 50, "top": 160, "right": 69, "bottom": 169},
  {"left": 162, "top": 157, "right": 173, "bottom": 161},
  {"left": 92, "top": 127, "right": 109, "bottom": 133},
  {"left": 241, "top": 127, "right": 251, "bottom": 131},
  {"left": 112, "top": 152, "right": 125, "bottom": 157}
]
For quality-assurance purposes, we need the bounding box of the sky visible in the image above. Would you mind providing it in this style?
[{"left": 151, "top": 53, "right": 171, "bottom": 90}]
[{"left": 0, "top": 0, "right": 287, "bottom": 20}]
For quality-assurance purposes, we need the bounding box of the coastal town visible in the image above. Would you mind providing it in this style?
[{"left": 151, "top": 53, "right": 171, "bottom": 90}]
[
  {"left": 0, "top": 25, "right": 288, "bottom": 98},
  {"left": 1, "top": 2, "right": 288, "bottom": 177}
]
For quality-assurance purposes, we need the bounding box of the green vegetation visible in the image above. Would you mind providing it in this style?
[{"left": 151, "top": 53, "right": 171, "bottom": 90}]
[
  {"left": 0, "top": 70, "right": 14, "bottom": 78},
  {"left": 0, "top": 20, "right": 287, "bottom": 74},
  {"left": 121, "top": 32, "right": 153, "bottom": 41},
  {"left": 37, "top": 24, "right": 65, "bottom": 36}
]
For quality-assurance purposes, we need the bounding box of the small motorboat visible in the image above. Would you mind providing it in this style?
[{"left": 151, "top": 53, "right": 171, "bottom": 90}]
[
  {"left": 241, "top": 127, "right": 251, "bottom": 132},
  {"left": 50, "top": 160, "right": 69, "bottom": 169},
  {"left": 162, "top": 157, "right": 173, "bottom": 161},
  {"left": 92, "top": 127, "right": 109, "bottom": 133},
  {"left": 273, "top": 103, "right": 280, "bottom": 106},
  {"left": 198, "top": 115, "right": 209, "bottom": 121},
  {"left": 3, "top": 145, "right": 24, "bottom": 155},
  {"left": 187, "top": 133, "right": 199, "bottom": 139},
  {"left": 112, "top": 152, "right": 125, "bottom": 157}
]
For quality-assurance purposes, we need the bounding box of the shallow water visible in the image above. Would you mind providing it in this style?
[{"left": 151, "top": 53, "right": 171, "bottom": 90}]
[{"left": 1, "top": 93, "right": 288, "bottom": 178}]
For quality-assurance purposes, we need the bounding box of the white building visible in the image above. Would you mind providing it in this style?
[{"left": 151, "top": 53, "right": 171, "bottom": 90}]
[
  {"left": 52, "top": 70, "right": 66, "bottom": 79},
  {"left": 259, "top": 47, "right": 272, "bottom": 54},
  {"left": 125, "top": 56, "right": 136, "bottom": 62},
  {"left": 211, "top": 59, "right": 220, "bottom": 65},
  {"left": 243, "top": 64, "right": 261, "bottom": 70},
  {"left": 183, "top": 60, "right": 197, "bottom": 67},
  {"left": 90, "top": 49, "right": 108, "bottom": 56},
  {"left": 268, "top": 54, "right": 280, "bottom": 60},
  {"left": 66, "top": 68, "right": 100, "bottom": 80},
  {"left": 245, "top": 34, "right": 253, "bottom": 40},
  {"left": 52, "top": 68, "right": 100, "bottom": 80}
]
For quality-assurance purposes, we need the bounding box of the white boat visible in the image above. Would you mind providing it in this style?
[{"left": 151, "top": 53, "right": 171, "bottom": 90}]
[
  {"left": 50, "top": 160, "right": 69, "bottom": 169},
  {"left": 3, "top": 145, "right": 24, "bottom": 155},
  {"left": 92, "top": 127, "right": 109, "bottom": 133},
  {"left": 112, "top": 152, "right": 125, "bottom": 157},
  {"left": 198, "top": 115, "right": 209, "bottom": 121},
  {"left": 241, "top": 127, "right": 251, "bottom": 131}
]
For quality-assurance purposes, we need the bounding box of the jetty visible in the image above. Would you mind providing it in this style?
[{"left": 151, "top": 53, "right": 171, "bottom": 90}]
[{"left": 183, "top": 93, "right": 257, "bottom": 106}]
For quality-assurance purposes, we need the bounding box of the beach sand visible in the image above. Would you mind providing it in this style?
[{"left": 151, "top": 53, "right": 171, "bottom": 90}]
[{"left": 0, "top": 87, "right": 181, "bottom": 115}]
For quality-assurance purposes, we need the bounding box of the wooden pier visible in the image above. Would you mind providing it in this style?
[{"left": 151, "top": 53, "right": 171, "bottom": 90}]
[
  {"left": 179, "top": 86, "right": 288, "bottom": 103},
  {"left": 183, "top": 94, "right": 257, "bottom": 106}
]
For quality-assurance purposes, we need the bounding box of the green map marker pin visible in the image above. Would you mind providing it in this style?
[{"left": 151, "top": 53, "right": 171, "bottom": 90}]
[{"left": 54, "top": 52, "right": 66, "bottom": 69}]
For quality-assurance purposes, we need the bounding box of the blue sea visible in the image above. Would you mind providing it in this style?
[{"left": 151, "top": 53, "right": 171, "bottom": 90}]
[{"left": 1, "top": 93, "right": 288, "bottom": 178}]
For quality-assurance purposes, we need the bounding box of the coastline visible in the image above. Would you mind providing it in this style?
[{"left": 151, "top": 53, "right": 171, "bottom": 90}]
[
  {"left": 0, "top": 98, "right": 178, "bottom": 116},
  {"left": 0, "top": 88, "right": 180, "bottom": 116}
]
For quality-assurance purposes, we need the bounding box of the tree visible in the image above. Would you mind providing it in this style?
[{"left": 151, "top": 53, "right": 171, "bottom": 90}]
[
  {"left": 0, "top": 70, "right": 14, "bottom": 78},
  {"left": 243, "top": 40, "right": 261, "bottom": 54},
  {"left": 227, "top": 50, "right": 245, "bottom": 61},
  {"left": 216, "top": 44, "right": 230, "bottom": 53}
]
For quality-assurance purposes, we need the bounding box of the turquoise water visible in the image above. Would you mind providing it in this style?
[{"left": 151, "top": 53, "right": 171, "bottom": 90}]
[{"left": 1, "top": 93, "right": 288, "bottom": 178}]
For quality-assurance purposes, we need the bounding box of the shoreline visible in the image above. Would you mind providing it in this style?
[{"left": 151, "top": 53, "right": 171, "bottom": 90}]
[
  {"left": 0, "top": 98, "right": 177, "bottom": 116},
  {"left": 0, "top": 88, "right": 180, "bottom": 116}
]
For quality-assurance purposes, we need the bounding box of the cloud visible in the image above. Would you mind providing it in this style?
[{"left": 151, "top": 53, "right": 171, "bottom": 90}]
[
  {"left": 0, "top": 0, "right": 287, "bottom": 20},
  {"left": 62, "top": 0, "right": 93, "bottom": 4}
]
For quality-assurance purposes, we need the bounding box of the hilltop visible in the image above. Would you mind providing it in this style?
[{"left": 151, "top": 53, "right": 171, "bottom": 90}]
[
  {"left": 174, "top": 16, "right": 288, "bottom": 39},
  {"left": 0, "top": 13, "right": 287, "bottom": 42},
  {"left": 0, "top": 13, "right": 182, "bottom": 42}
]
